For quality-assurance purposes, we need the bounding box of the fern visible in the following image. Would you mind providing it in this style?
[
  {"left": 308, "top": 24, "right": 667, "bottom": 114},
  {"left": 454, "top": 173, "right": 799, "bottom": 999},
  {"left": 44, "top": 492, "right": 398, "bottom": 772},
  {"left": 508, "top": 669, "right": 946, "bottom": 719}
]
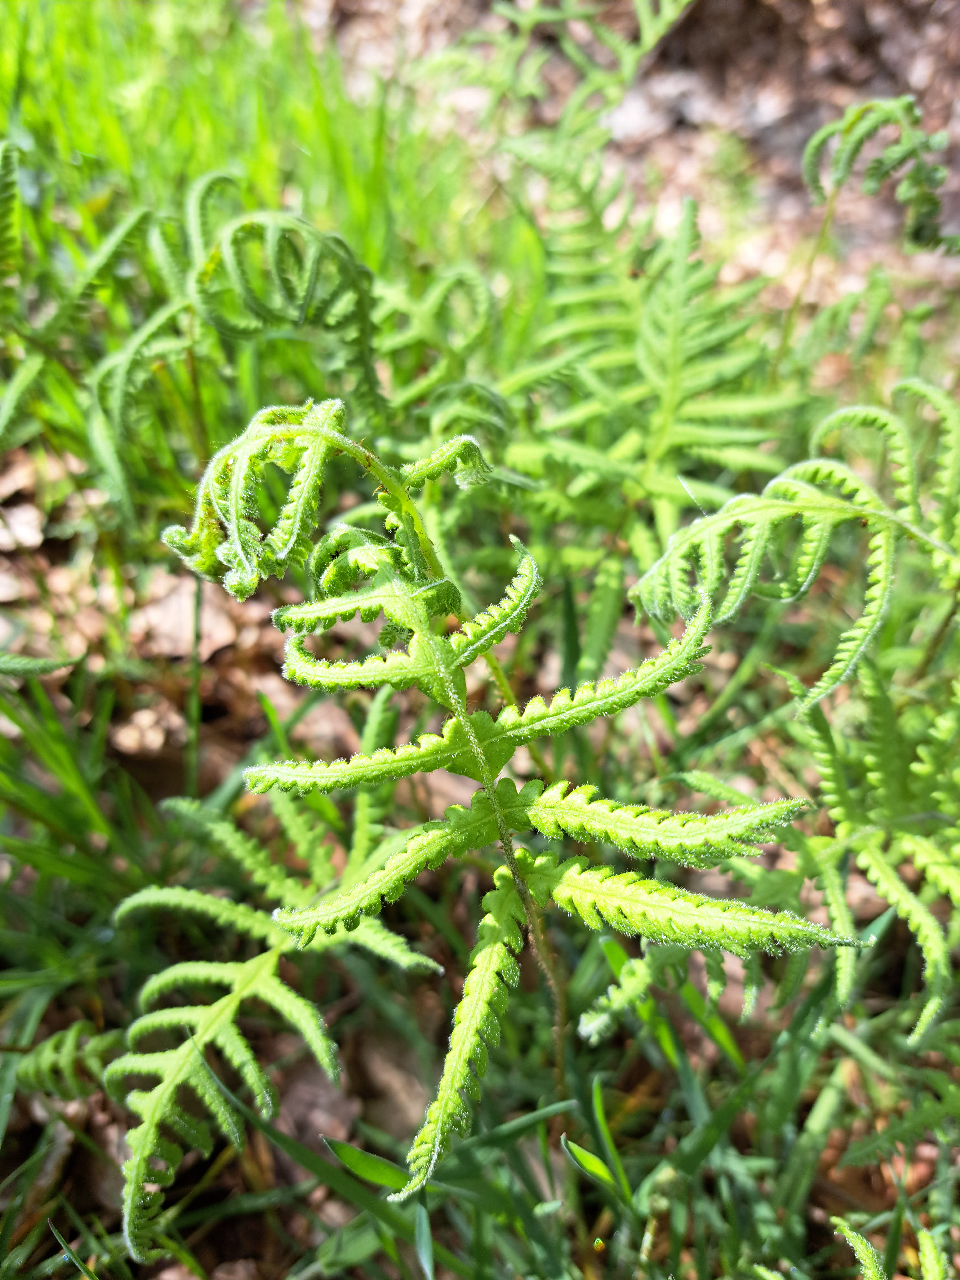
[
  {"left": 398, "top": 867, "right": 524, "bottom": 1197},
  {"left": 16, "top": 1022, "right": 125, "bottom": 1099},
  {"left": 636, "top": 382, "right": 960, "bottom": 705},
  {"left": 161, "top": 400, "right": 855, "bottom": 1203},
  {"left": 105, "top": 947, "right": 335, "bottom": 1262},
  {"left": 505, "top": 199, "right": 801, "bottom": 566},
  {"left": 108, "top": 755, "right": 437, "bottom": 1260},
  {"left": 803, "top": 96, "right": 959, "bottom": 253}
]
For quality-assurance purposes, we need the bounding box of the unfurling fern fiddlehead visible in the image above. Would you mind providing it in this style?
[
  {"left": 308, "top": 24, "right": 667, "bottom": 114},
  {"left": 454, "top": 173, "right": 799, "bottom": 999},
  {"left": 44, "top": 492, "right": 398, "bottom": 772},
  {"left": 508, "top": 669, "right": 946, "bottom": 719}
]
[{"left": 160, "top": 396, "right": 855, "bottom": 1204}]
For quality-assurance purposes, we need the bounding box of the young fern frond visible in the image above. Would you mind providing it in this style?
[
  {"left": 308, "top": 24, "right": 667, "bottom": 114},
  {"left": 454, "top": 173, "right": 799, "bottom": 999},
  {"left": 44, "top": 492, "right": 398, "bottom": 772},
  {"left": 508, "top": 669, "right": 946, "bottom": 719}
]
[
  {"left": 248, "top": 601, "right": 711, "bottom": 795},
  {"left": 635, "top": 384, "right": 960, "bottom": 704},
  {"left": 578, "top": 955, "right": 654, "bottom": 1046},
  {"left": 855, "top": 837, "right": 948, "bottom": 1042},
  {"left": 165, "top": 399, "right": 854, "bottom": 1202},
  {"left": 16, "top": 1022, "right": 125, "bottom": 1100},
  {"left": 803, "top": 95, "right": 958, "bottom": 253},
  {"left": 104, "top": 948, "right": 337, "bottom": 1263},
  {"left": 390, "top": 867, "right": 524, "bottom": 1200}
]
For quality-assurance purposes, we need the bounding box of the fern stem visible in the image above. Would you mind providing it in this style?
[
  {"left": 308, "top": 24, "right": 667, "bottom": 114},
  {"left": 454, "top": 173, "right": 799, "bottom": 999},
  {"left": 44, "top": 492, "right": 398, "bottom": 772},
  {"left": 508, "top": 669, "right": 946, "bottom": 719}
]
[
  {"left": 773, "top": 184, "right": 840, "bottom": 378},
  {"left": 184, "top": 577, "right": 202, "bottom": 798},
  {"left": 910, "top": 579, "right": 960, "bottom": 683},
  {"left": 498, "top": 830, "right": 568, "bottom": 1099}
]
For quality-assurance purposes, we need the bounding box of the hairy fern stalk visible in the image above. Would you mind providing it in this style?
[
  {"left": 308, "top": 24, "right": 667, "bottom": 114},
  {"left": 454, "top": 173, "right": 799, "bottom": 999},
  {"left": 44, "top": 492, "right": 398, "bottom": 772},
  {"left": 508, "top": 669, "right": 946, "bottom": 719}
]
[{"left": 145, "top": 396, "right": 855, "bottom": 1213}]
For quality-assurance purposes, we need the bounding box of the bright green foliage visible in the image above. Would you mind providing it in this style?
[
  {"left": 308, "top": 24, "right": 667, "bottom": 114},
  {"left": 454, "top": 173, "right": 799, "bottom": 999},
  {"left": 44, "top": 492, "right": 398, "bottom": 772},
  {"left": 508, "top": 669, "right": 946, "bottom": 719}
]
[
  {"left": 162, "top": 402, "right": 854, "bottom": 1204},
  {"left": 834, "top": 1218, "right": 950, "bottom": 1280},
  {"left": 793, "top": 671, "right": 960, "bottom": 1040},
  {"left": 636, "top": 380, "right": 960, "bottom": 706},
  {"left": 399, "top": 867, "right": 524, "bottom": 1197},
  {"left": 803, "top": 96, "right": 959, "bottom": 253},
  {"left": 16, "top": 1022, "right": 125, "bottom": 1099},
  {"left": 106, "top": 776, "right": 438, "bottom": 1261},
  {"left": 503, "top": 199, "right": 801, "bottom": 565},
  {"left": 105, "top": 947, "right": 334, "bottom": 1262}
]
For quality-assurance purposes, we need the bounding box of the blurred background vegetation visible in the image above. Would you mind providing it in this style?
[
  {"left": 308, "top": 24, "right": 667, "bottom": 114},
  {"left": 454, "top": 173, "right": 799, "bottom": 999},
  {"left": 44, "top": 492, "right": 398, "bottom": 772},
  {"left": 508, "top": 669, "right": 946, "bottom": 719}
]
[{"left": 1, "top": 2, "right": 960, "bottom": 1279}]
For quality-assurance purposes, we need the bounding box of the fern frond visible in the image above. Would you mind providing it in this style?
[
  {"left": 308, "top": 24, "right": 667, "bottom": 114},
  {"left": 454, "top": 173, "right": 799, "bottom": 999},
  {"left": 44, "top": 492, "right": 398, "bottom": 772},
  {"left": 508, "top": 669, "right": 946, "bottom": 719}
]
[
  {"left": 635, "top": 442, "right": 914, "bottom": 704},
  {"left": 811, "top": 403, "right": 920, "bottom": 524},
  {"left": 802, "top": 95, "right": 956, "bottom": 251},
  {"left": 578, "top": 955, "right": 653, "bottom": 1045},
  {"left": 346, "top": 917, "right": 444, "bottom": 973},
  {"left": 447, "top": 537, "right": 541, "bottom": 667},
  {"left": 830, "top": 1219, "right": 885, "bottom": 1280},
  {"left": 116, "top": 885, "right": 290, "bottom": 946},
  {"left": 16, "top": 1022, "right": 124, "bottom": 1099},
  {"left": 247, "top": 603, "right": 710, "bottom": 793},
  {"left": 819, "top": 860, "right": 858, "bottom": 1006},
  {"left": 0, "top": 140, "right": 18, "bottom": 281},
  {"left": 389, "top": 866, "right": 524, "bottom": 1200},
  {"left": 576, "top": 556, "right": 623, "bottom": 684},
  {"left": 895, "top": 377, "right": 960, "bottom": 553},
  {"left": 273, "top": 781, "right": 536, "bottom": 944},
  {"left": 164, "top": 798, "right": 312, "bottom": 907},
  {"left": 918, "top": 1229, "right": 950, "bottom": 1280},
  {"left": 543, "top": 858, "right": 847, "bottom": 956},
  {"left": 191, "top": 210, "right": 384, "bottom": 418},
  {"left": 903, "top": 835, "right": 960, "bottom": 910},
  {"left": 526, "top": 783, "right": 805, "bottom": 867},
  {"left": 105, "top": 947, "right": 337, "bottom": 1262},
  {"left": 856, "top": 837, "right": 948, "bottom": 1041}
]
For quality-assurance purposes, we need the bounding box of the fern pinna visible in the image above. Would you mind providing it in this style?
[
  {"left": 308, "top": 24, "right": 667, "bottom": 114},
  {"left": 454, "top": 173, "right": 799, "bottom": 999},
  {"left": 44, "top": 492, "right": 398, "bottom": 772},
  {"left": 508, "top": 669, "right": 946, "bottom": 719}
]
[{"left": 151, "top": 395, "right": 854, "bottom": 1207}]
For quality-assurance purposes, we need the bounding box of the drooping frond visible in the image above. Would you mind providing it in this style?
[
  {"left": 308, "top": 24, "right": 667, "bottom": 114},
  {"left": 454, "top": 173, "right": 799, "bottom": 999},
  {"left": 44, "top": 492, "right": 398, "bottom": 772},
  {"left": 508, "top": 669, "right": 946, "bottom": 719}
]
[
  {"left": 105, "top": 948, "right": 338, "bottom": 1263},
  {"left": 896, "top": 377, "right": 960, "bottom": 554},
  {"left": 389, "top": 867, "right": 524, "bottom": 1201},
  {"left": 811, "top": 403, "right": 920, "bottom": 524},
  {"left": 162, "top": 400, "right": 342, "bottom": 599},
  {"left": 189, "top": 210, "right": 384, "bottom": 421},
  {"left": 16, "top": 1022, "right": 125, "bottom": 1099},
  {"left": 540, "top": 857, "right": 848, "bottom": 957},
  {"left": 526, "top": 782, "right": 805, "bottom": 867},
  {"left": 855, "top": 837, "right": 948, "bottom": 1041},
  {"left": 802, "top": 95, "right": 957, "bottom": 252},
  {"left": 447, "top": 538, "right": 541, "bottom": 667}
]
